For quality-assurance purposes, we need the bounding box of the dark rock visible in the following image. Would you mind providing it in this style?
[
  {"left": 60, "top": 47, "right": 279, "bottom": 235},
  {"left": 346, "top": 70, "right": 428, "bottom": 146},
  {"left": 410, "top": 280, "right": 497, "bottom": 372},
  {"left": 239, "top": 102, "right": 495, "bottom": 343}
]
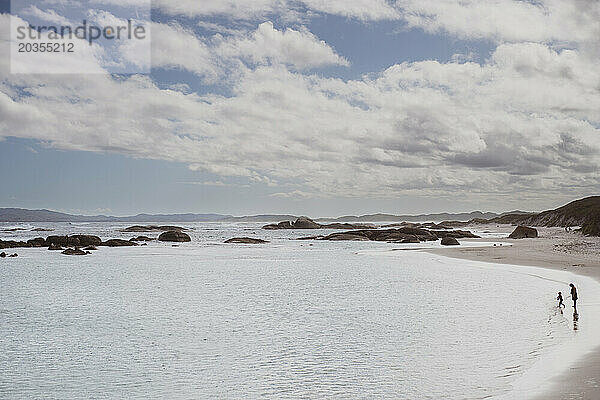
[
  {"left": 401, "top": 235, "right": 420, "bottom": 244},
  {"left": 441, "top": 237, "right": 460, "bottom": 246},
  {"left": 263, "top": 217, "right": 373, "bottom": 230},
  {"left": 293, "top": 216, "right": 322, "bottom": 229},
  {"left": 0, "top": 240, "right": 28, "bottom": 249},
  {"left": 0, "top": 252, "right": 5, "bottom": 258},
  {"left": 263, "top": 221, "right": 293, "bottom": 230},
  {"left": 27, "top": 237, "right": 46, "bottom": 247},
  {"left": 102, "top": 239, "right": 138, "bottom": 247},
  {"left": 319, "top": 227, "right": 477, "bottom": 243},
  {"left": 320, "top": 233, "right": 370, "bottom": 241},
  {"left": 130, "top": 236, "right": 155, "bottom": 242},
  {"left": 62, "top": 248, "right": 88, "bottom": 256},
  {"left": 508, "top": 226, "right": 538, "bottom": 239},
  {"left": 121, "top": 225, "right": 187, "bottom": 233},
  {"left": 225, "top": 237, "right": 269, "bottom": 244},
  {"left": 71, "top": 235, "right": 102, "bottom": 246},
  {"left": 48, "top": 243, "right": 63, "bottom": 251},
  {"left": 46, "top": 235, "right": 76, "bottom": 247},
  {"left": 46, "top": 235, "right": 100, "bottom": 247},
  {"left": 158, "top": 231, "right": 191, "bottom": 242},
  {"left": 432, "top": 230, "right": 479, "bottom": 239},
  {"left": 8, "top": 253, "right": 18, "bottom": 257}
]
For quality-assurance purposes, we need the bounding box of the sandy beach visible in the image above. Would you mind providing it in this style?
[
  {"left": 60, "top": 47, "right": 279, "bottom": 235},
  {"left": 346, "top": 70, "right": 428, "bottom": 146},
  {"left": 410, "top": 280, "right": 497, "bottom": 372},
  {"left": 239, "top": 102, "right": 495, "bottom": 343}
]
[{"left": 429, "top": 225, "right": 600, "bottom": 400}]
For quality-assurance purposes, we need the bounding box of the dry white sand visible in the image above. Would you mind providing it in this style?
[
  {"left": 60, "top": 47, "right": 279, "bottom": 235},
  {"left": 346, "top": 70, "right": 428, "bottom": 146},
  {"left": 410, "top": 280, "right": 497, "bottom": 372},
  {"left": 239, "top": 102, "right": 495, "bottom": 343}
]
[{"left": 429, "top": 225, "right": 600, "bottom": 400}]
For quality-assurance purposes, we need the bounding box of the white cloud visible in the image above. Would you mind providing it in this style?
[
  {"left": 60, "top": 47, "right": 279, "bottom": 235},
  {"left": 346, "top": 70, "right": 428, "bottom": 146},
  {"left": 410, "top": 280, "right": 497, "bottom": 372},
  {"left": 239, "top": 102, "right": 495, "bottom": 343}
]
[
  {"left": 2, "top": 1, "right": 600, "bottom": 206},
  {"left": 215, "top": 22, "right": 349, "bottom": 70},
  {"left": 149, "top": 21, "right": 347, "bottom": 79},
  {"left": 301, "top": 0, "right": 400, "bottom": 20},
  {"left": 1, "top": 36, "right": 599, "bottom": 202},
  {"left": 20, "top": 5, "right": 71, "bottom": 25},
  {"left": 150, "top": 22, "right": 218, "bottom": 79},
  {"left": 396, "top": 0, "right": 600, "bottom": 44}
]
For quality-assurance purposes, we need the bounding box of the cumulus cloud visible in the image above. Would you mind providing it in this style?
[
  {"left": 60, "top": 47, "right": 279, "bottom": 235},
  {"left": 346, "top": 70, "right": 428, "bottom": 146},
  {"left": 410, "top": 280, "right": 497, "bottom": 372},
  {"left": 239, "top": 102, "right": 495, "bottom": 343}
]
[
  {"left": 150, "top": 21, "right": 347, "bottom": 78},
  {"left": 1, "top": 0, "right": 600, "bottom": 207},
  {"left": 151, "top": 0, "right": 600, "bottom": 48},
  {"left": 396, "top": 0, "right": 600, "bottom": 45},
  {"left": 21, "top": 5, "right": 71, "bottom": 25},
  {"left": 214, "top": 22, "right": 349, "bottom": 69},
  {"left": 1, "top": 36, "right": 599, "bottom": 203}
]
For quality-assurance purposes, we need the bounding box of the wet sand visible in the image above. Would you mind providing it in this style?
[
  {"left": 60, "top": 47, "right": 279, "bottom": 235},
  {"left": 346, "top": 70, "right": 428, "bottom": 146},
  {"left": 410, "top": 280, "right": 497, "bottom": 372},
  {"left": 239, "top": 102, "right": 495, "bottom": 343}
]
[{"left": 428, "top": 225, "right": 600, "bottom": 400}]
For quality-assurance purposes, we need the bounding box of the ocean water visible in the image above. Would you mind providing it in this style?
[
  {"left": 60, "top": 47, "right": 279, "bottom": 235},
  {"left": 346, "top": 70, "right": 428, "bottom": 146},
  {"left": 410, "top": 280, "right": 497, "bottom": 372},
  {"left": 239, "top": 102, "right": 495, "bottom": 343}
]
[{"left": 0, "top": 222, "right": 598, "bottom": 399}]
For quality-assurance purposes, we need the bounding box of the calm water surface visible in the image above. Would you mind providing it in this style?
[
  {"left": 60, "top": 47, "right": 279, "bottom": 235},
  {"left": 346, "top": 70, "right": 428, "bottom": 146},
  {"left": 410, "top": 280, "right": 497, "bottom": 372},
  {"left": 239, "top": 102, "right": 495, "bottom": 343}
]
[{"left": 0, "top": 223, "right": 593, "bottom": 399}]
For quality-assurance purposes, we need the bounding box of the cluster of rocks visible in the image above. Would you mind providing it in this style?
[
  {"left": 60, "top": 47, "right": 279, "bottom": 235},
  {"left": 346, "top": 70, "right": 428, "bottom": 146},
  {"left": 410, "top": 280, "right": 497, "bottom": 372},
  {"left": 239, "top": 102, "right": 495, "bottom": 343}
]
[
  {"left": 301, "top": 227, "right": 479, "bottom": 245},
  {"left": 0, "top": 230, "right": 192, "bottom": 252},
  {"left": 263, "top": 217, "right": 374, "bottom": 230},
  {"left": 120, "top": 225, "right": 187, "bottom": 232},
  {"left": 0, "top": 252, "right": 18, "bottom": 258},
  {"left": 381, "top": 222, "right": 455, "bottom": 230}
]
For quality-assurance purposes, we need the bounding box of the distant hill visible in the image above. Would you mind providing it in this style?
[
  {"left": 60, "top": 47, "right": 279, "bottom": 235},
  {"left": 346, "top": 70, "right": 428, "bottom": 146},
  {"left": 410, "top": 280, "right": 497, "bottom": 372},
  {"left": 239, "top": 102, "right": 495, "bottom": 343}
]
[
  {"left": 318, "top": 211, "right": 504, "bottom": 223},
  {"left": 0, "top": 208, "right": 232, "bottom": 223},
  {"left": 475, "top": 197, "right": 600, "bottom": 236},
  {"left": 524, "top": 196, "right": 600, "bottom": 236}
]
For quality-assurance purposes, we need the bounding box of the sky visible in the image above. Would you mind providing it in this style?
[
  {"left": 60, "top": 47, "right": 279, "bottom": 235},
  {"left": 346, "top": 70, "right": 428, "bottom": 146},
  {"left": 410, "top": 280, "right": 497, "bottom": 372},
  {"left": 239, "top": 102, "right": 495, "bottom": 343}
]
[{"left": 0, "top": 0, "right": 599, "bottom": 217}]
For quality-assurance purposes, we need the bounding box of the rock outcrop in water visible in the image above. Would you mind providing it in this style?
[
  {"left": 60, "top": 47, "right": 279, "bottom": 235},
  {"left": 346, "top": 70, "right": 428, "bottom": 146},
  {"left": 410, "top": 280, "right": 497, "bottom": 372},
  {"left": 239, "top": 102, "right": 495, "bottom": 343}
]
[
  {"left": 102, "top": 239, "right": 138, "bottom": 247},
  {"left": 62, "top": 248, "right": 90, "bottom": 256},
  {"left": 317, "top": 227, "right": 478, "bottom": 243},
  {"left": 225, "top": 237, "right": 269, "bottom": 244},
  {"left": 263, "top": 216, "right": 374, "bottom": 230},
  {"left": 158, "top": 231, "right": 191, "bottom": 242},
  {"left": 508, "top": 226, "right": 538, "bottom": 239},
  {"left": 121, "top": 225, "right": 187, "bottom": 233}
]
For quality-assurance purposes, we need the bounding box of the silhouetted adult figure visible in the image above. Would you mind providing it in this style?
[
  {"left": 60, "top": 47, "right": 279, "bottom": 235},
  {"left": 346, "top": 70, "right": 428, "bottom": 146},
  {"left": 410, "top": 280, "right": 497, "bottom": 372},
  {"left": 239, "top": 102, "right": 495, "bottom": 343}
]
[{"left": 570, "top": 283, "right": 578, "bottom": 310}]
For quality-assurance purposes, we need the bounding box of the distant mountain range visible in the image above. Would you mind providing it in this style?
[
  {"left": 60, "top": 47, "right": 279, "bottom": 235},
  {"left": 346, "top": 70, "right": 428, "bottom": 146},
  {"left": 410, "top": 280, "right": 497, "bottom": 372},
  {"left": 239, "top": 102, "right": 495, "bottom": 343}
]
[
  {"left": 2, "top": 196, "right": 597, "bottom": 235},
  {"left": 0, "top": 208, "right": 527, "bottom": 223}
]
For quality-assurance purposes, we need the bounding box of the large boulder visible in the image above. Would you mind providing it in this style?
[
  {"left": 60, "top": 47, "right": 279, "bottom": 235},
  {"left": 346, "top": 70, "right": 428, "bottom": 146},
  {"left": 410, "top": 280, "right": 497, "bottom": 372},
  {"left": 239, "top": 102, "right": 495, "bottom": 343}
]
[
  {"left": 320, "top": 232, "right": 370, "bottom": 241},
  {"left": 0, "top": 240, "right": 28, "bottom": 249},
  {"left": 225, "top": 237, "right": 269, "bottom": 244},
  {"left": 508, "top": 226, "right": 538, "bottom": 239},
  {"left": 102, "top": 239, "right": 139, "bottom": 247},
  {"left": 62, "top": 248, "right": 89, "bottom": 256},
  {"left": 158, "top": 231, "right": 191, "bottom": 242},
  {"left": 263, "top": 221, "right": 292, "bottom": 230},
  {"left": 293, "top": 217, "right": 322, "bottom": 229},
  {"left": 401, "top": 235, "right": 420, "bottom": 244},
  {"left": 27, "top": 237, "right": 47, "bottom": 247},
  {"left": 70, "top": 235, "right": 102, "bottom": 247},
  {"left": 441, "top": 237, "right": 460, "bottom": 246},
  {"left": 46, "top": 235, "right": 100, "bottom": 247}
]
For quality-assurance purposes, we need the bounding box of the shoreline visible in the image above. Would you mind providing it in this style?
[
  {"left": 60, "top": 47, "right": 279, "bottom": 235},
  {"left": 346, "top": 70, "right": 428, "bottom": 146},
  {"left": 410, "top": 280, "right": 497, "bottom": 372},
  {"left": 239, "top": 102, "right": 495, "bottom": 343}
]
[{"left": 427, "top": 226, "right": 600, "bottom": 400}]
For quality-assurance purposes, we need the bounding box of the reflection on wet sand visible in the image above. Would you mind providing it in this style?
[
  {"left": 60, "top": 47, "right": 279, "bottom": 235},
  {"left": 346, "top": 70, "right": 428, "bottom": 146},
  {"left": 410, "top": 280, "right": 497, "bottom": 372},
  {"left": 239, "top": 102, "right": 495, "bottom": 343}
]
[{"left": 573, "top": 311, "right": 579, "bottom": 331}]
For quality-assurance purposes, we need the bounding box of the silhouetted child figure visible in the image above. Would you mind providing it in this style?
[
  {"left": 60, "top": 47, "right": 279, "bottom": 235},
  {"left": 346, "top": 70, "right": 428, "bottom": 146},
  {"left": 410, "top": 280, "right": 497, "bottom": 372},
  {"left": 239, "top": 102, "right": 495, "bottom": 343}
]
[{"left": 557, "top": 292, "right": 565, "bottom": 308}]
